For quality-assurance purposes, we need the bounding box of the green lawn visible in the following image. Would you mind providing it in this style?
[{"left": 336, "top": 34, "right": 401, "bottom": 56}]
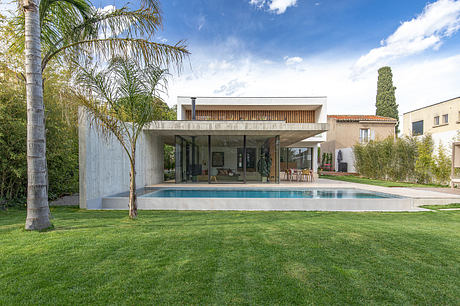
[
  {"left": 420, "top": 203, "right": 460, "bottom": 210},
  {"left": 320, "top": 174, "right": 447, "bottom": 188},
  {"left": 1, "top": 208, "right": 459, "bottom": 304}
]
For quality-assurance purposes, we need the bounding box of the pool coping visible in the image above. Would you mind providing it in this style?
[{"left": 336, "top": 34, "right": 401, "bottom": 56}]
[{"left": 98, "top": 179, "right": 460, "bottom": 212}]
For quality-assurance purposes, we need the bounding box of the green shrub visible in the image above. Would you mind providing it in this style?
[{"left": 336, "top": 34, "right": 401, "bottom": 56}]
[
  {"left": 0, "top": 69, "right": 79, "bottom": 207},
  {"left": 353, "top": 135, "right": 449, "bottom": 185},
  {"left": 415, "top": 135, "right": 434, "bottom": 184},
  {"left": 432, "top": 142, "right": 451, "bottom": 185}
]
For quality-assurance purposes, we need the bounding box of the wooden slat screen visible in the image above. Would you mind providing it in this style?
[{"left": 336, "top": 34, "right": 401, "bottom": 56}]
[{"left": 185, "top": 110, "right": 315, "bottom": 123}]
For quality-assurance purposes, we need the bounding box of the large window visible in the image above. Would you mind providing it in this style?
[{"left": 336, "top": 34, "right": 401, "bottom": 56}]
[
  {"left": 175, "top": 136, "right": 209, "bottom": 183},
  {"left": 210, "top": 136, "right": 244, "bottom": 184},
  {"left": 245, "top": 136, "right": 279, "bottom": 183},
  {"left": 412, "top": 120, "right": 424, "bottom": 136},
  {"left": 443, "top": 114, "right": 449, "bottom": 124},
  {"left": 280, "top": 147, "right": 313, "bottom": 171},
  {"left": 359, "top": 128, "right": 370, "bottom": 143},
  {"left": 175, "top": 135, "right": 279, "bottom": 184}
]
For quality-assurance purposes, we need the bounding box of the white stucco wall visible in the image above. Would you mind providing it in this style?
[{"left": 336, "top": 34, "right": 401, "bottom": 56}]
[
  {"left": 335, "top": 147, "right": 356, "bottom": 173},
  {"left": 431, "top": 129, "right": 459, "bottom": 153},
  {"left": 79, "top": 113, "right": 164, "bottom": 209}
]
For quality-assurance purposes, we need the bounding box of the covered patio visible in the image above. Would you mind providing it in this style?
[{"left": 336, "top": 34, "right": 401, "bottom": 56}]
[{"left": 145, "top": 120, "right": 327, "bottom": 184}]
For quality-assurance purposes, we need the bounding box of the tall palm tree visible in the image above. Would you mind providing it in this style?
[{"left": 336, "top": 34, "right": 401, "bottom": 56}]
[
  {"left": 75, "top": 57, "right": 169, "bottom": 218},
  {"left": 12, "top": 0, "right": 189, "bottom": 230}
]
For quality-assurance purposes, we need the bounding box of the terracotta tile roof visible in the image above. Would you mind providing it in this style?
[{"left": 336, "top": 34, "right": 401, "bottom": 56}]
[{"left": 328, "top": 115, "right": 397, "bottom": 122}]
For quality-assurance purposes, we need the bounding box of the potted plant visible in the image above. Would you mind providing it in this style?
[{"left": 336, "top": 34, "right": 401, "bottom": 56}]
[{"left": 257, "top": 152, "right": 272, "bottom": 182}]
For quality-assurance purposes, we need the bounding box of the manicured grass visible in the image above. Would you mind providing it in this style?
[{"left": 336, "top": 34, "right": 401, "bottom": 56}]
[
  {"left": 420, "top": 203, "right": 460, "bottom": 210},
  {"left": 1, "top": 208, "right": 459, "bottom": 304},
  {"left": 320, "top": 174, "right": 447, "bottom": 188}
]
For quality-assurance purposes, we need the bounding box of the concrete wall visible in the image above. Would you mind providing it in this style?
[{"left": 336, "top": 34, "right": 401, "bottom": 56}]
[
  {"left": 79, "top": 113, "right": 164, "bottom": 209},
  {"left": 403, "top": 97, "right": 460, "bottom": 137},
  {"left": 144, "top": 132, "right": 165, "bottom": 186}
]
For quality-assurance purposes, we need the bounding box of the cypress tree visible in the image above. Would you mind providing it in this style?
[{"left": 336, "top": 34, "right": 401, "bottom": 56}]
[{"left": 376, "top": 66, "right": 399, "bottom": 133}]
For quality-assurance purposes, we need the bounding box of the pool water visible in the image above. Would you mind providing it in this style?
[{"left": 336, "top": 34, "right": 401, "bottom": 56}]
[{"left": 140, "top": 188, "right": 401, "bottom": 199}]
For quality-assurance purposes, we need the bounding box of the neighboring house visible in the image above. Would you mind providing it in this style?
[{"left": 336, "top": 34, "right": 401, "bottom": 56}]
[
  {"left": 402, "top": 96, "right": 460, "bottom": 149},
  {"left": 320, "top": 115, "right": 397, "bottom": 173},
  {"left": 79, "top": 96, "right": 328, "bottom": 208}
]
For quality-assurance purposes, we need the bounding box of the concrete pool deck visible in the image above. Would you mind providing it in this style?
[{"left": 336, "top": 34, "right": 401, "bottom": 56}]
[{"left": 99, "top": 179, "right": 460, "bottom": 212}]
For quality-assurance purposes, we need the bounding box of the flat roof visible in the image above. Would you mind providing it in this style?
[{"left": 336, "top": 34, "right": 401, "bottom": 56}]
[
  {"left": 403, "top": 96, "right": 460, "bottom": 115},
  {"left": 177, "top": 96, "right": 326, "bottom": 110},
  {"left": 178, "top": 96, "right": 327, "bottom": 99},
  {"left": 144, "top": 120, "right": 327, "bottom": 147}
]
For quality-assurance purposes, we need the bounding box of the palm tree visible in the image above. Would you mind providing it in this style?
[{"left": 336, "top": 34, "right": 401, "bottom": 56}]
[
  {"left": 11, "top": 0, "right": 188, "bottom": 230},
  {"left": 75, "top": 57, "right": 169, "bottom": 218}
]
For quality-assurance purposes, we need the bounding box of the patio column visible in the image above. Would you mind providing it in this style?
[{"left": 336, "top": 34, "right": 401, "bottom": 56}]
[
  {"left": 208, "top": 135, "right": 211, "bottom": 184},
  {"left": 243, "top": 135, "right": 247, "bottom": 183},
  {"left": 276, "top": 135, "right": 280, "bottom": 184}
]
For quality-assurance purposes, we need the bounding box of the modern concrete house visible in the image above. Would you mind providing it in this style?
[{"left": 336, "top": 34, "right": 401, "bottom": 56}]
[
  {"left": 79, "top": 96, "right": 328, "bottom": 209},
  {"left": 402, "top": 96, "right": 460, "bottom": 149},
  {"left": 320, "top": 115, "right": 397, "bottom": 172}
]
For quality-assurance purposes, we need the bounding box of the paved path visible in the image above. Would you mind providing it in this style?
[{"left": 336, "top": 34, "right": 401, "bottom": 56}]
[
  {"left": 413, "top": 187, "right": 460, "bottom": 196},
  {"left": 50, "top": 194, "right": 79, "bottom": 206}
]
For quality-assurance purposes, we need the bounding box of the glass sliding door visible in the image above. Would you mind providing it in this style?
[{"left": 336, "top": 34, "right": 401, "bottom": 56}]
[
  {"left": 246, "top": 136, "right": 279, "bottom": 183},
  {"left": 209, "top": 136, "right": 244, "bottom": 184},
  {"left": 175, "top": 134, "right": 281, "bottom": 184},
  {"left": 175, "top": 136, "right": 209, "bottom": 183},
  {"left": 281, "top": 147, "right": 313, "bottom": 171}
]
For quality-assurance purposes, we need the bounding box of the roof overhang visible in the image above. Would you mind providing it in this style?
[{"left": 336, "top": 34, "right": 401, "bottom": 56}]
[
  {"left": 144, "top": 120, "right": 328, "bottom": 147},
  {"left": 358, "top": 120, "right": 397, "bottom": 124}
]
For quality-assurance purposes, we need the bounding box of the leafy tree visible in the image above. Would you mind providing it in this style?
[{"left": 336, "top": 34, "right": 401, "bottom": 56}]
[
  {"left": 354, "top": 136, "right": 418, "bottom": 182},
  {"left": 164, "top": 145, "right": 175, "bottom": 171},
  {"left": 376, "top": 66, "right": 399, "bottom": 134},
  {"left": 415, "top": 134, "right": 434, "bottom": 184},
  {"left": 433, "top": 142, "right": 451, "bottom": 185},
  {"left": 354, "top": 135, "right": 451, "bottom": 185},
  {"left": 75, "top": 57, "right": 169, "bottom": 219},
  {"left": 7, "top": 0, "right": 189, "bottom": 230},
  {"left": 0, "top": 64, "right": 79, "bottom": 207}
]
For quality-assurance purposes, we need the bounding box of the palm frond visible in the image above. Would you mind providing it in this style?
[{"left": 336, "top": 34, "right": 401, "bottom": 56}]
[
  {"left": 74, "top": 56, "right": 171, "bottom": 157},
  {"left": 48, "top": 38, "right": 189, "bottom": 72}
]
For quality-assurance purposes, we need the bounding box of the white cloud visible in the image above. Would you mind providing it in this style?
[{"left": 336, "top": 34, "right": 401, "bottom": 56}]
[
  {"left": 284, "top": 56, "right": 303, "bottom": 65},
  {"left": 0, "top": 1, "right": 17, "bottom": 18},
  {"left": 164, "top": 45, "right": 460, "bottom": 136},
  {"left": 197, "top": 15, "right": 206, "bottom": 31},
  {"left": 214, "top": 79, "right": 247, "bottom": 95},
  {"left": 157, "top": 36, "right": 168, "bottom": 43},
  {"left": 249, "top": 0, "right": 297, "bottom": 14},
  {"left": 96, "top": 5, "right": 123, "bottom": 39},
  {"left": 98, "top": 4, "right": 115, "bottom": 13},
  {"left": 208, "top": 59, "right": 234, "bottom": 71},
  {"left": 353, "top": 0, "right": 460, "bottom": 76}
]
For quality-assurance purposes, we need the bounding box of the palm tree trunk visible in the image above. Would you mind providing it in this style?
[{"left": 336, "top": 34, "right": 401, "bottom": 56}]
[
  {"left": 23, "top": 0, "right": 51, "bottom": 230},
  {"left": 128, "top": 144, "right": 137, "bottom": 219}
]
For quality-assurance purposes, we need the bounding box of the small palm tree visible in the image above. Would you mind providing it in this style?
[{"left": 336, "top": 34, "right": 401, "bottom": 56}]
[
  {"left": 9, "top": 0, "right": 188, "bottom": 230},
  {"left": 76, "top": 57, "right": 168, "bottom": 218}
]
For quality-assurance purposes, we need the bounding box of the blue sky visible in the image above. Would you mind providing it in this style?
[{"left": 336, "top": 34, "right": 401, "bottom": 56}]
[
  {"left": 149, "top": 1, "right": 460, "bottom": 118},
  {"left": 85, "top": 0, "right": 460, "bottom": 61},
  {"left": 2, "top": 0, "right": 459, "bottom": 122},
  {"left": 158, "top": 0, "right": 434, "bottom": 58}
]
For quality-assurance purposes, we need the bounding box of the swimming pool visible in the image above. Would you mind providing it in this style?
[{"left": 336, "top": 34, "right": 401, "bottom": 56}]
[{"left": 140, "top": 188, "right": 401, "bottom": 199}]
